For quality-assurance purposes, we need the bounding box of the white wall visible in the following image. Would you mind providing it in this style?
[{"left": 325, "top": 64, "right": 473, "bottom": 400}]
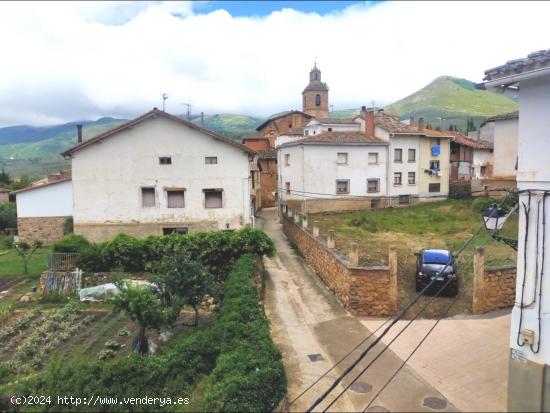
[
  {"left": 71, "top": 116, "right": 251, "bottom": 230},
  {"left": 16, "top": 180, "right": 73, "bottom": 218},
  {"left": 304, "top": 120, "right": 361, "bottom": 136},
  {"left": 388, "top": 136, "right": 420, "bottom": 197},
  {"left": 493, "top": 118, "right": 518, "bottom": 177},
  {"left": 472, "top": 149, "right": 493, "bottom": 179},
  {"left": 278, "top": 144, "right": 388, "bottom": 200},
  {"left": 510, "top": 73, "right": 550, "bottom": 365},
  {"left": 479, "top": 122, "right": 495, "bottom": 142}
]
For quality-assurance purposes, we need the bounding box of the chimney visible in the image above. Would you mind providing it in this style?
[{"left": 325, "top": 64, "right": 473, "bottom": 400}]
[
  {"left": 418, "top": 117, "right": 425, "bottom": 130},
  {"left": 76, "top": 124, "right": 83, "bottom": 144},
  {"left": 361, "top": 107, "right": 375, "bottom": 137}
]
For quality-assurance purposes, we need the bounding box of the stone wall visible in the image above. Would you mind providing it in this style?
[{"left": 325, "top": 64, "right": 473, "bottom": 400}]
[
  {"left": 75, "top": 220, "right": 218, "bottom": 243},
  {"left": 283, "top": 196, "right": 430, "bottom": 214},
  {"left": 260, "top": 159, "right": 277, "bottom": 208},
  {"left": 18, "top": 216, "right": 68, "bottom": 244},
  {"left": 281, "top": 209, "right": 397, "bottom": 316},
  {"left": 472, "top": 246, "right": 517, "bottom": 314}
]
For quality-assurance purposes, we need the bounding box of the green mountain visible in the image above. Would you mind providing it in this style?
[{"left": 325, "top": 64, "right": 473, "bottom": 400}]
[
  {"left": 384, "top": 76, "right": 518, "bottom": 131},
  {"left": 189, "top": 113, "right": 263, "bottom": 140}
]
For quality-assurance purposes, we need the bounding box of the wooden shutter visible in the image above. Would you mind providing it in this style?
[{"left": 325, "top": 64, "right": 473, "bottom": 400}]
[{"left": 167, "top": 191, "right": 185, "bottom": 208}]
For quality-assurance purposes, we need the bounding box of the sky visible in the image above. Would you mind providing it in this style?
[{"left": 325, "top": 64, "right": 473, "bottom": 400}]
[{"left": 0, "top": 0, "right": 549, "bottom": 126}]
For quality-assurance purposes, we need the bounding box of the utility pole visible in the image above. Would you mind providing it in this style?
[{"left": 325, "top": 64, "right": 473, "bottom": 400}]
[
  {"left": 162, "top": 93, "right": 168, "bottom": 111},
  {"left": 181, "top": 103, "right": 192, "bottom": 120}
]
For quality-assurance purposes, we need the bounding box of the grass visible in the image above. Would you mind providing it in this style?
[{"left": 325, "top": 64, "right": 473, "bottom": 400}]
[
  {"left": 0, "top": 247, "right": 50, "bottom": 278},
  {"left": 310, "top": 199, "right": 518, "bottom": 317}
]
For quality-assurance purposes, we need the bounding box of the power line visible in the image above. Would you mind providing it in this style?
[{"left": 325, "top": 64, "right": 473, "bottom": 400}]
[
  {"left": 362, "top": 291, "right": 463, "bottom": 412},
  {"left": 304, "top": 187, "right": 516, "bottom": 412}
]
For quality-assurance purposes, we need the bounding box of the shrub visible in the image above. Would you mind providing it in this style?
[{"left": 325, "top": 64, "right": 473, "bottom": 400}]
[
  {"left": 52, "top": 234, "right": 90, "bottom": 253},
  {"left": 0, "top": 202, "right": 16, "bottom": 233},
  {"left": 449, "top": 182, "right": 472, "bottom": 200},
  {"left": 38, "top": 291, "right": 71, "bottom": 304},
  {"left": 77, "top": 244, "right": 109, "bottom": 272},
  {"left": 63, "top": 217, "right": 74, "bottom": 235},
  {"left": 103, "top": 234, "right": 145, "bottom": 272},
  {"left": 349, "top": 214, "right": 379, "bottom": 232}
]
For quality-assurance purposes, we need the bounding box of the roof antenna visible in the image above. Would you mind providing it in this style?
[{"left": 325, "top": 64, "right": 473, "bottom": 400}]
[
  {"left": 162, "top": 93, "right": 168, "bottom": 111},
  {"left": 181, "top": 103, "right": 192, "bottom": 120}
]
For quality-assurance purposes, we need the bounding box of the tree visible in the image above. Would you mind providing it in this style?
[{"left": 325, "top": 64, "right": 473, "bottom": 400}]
[
  {"left": 112, "top": 283, "right": 166, "bottom": 354},
  {"left": 14, "top": 240, "right": 43, "bottom": 275},
  {"left": 10, "top": 175, "right": 32, "bottom": 191},
  {"left": 153, "top": 252, "right": 214, "bottom": 327},
  {"left": 0, "top": 168, "right": 10, "bottom": 185},
  {"left": 0, "top": 202, "right": 17, "bottom": 232}
]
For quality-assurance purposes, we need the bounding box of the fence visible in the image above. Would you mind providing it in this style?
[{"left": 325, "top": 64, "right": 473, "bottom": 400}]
[{"left": 48, "top": 253, "right": 79, "bottom": 271}]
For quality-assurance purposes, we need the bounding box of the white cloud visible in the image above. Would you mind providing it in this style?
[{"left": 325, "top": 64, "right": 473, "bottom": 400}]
[{"left": 0, "top": 0, "right": 548, "bottom": 126}]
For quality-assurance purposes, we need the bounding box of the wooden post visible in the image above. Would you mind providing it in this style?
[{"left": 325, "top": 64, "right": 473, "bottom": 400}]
[
  {"left": 473, "top": 246, "right": 485, "bottom": 314},
  {"left": 388, "top": 247, "right": 398, "bottom": 313},
  {"left": 327, "top": 230, "right": 335, "bottom": 249},
  {"left": 313, "top": 223, "right": 319, "bottom": 237},
  {"left": 348, "top": 241, "right": 359, "bottom": 267}
]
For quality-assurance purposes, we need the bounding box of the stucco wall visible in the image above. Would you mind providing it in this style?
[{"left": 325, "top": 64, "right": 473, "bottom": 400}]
[
  {"left": 16, "top": 180, "right": 73, "bottom": 218},
  {"left": 278, "top": 143, "right": 388, "bottom": 202},
  {"left": 281, "top": 210, "right": 397, "bottom": 316},
  {"left": 389, "top": 135, "right": 420, "bottom": 197},
  {"left": 493, "top": 118, "right": 518, "bottom": 178},
  {"left": 418, "top": 137, "right": 450, "bottom": 196},
  {"left": 71, "top": 116, "right": 251, "bottom": 234}
]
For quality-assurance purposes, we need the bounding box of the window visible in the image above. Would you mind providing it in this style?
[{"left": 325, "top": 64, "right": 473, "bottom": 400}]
[
  {"left": 337, "top": 152, "right": 348, "bottom": 164},
  {"left": 371, "top": 198, "right": 381, "bottom": 209},
  {"left": 367, "top": 179, "right": 380, "bottom": 193},
  {"left": 285, "top": 182, "right": 291, "bottom": 194},
  {"left": 480, "top": 166, "right": 487, "bottom": 176},
  {"left": 159, "top": 157, "right": 172, "bottom": 165},
  {"left": 288, "top": 122, "right": 292, "bottom": 128},
  {"left": 204, "top": 189, "right": 223, "bottom": 208},
  {"left": 430, "top": 160, "right": 440, "bottom": 170},
  {"left": 368, "top": 152, "right": 378, "bottom": 165},
  {"left": 141, "top": 187, "right": 155, "bottom": 207},
  {"left": 408, "top": 172, "right": 416, "bottom": 185},
  {"left": 285, "top": 154, "right": 290, "bottom": 166},
  {"left": 167, "top": 190, "right": 185, "bottom": 208},
  {"left": 315, "top": 94, "right": 321, "bottom": 106},
  {"left": 305, "top": 130, "right": 310, "bottom": 136},
  {"left": 394, "top": 148, "right": 402, "bottom": 163},
  {"left": 399, "top": 195, "right": 411, "bottom": 205},
  {"left": 408, "top": 149, "right": 416, "bottom": 162},
  {"left": 336, "top": 180, "right": 350, "bottom": 194},
  {"left": 162, "top": 227, "right": 188, "bottom": 235},
  {"left": 328, "top": 127, "right": 333, "bottom": 132},
  {"left": 205, "top": 156, "right": 218, "bottom": 164},
  {"left": 394, "top": 172, "right": 402, "bottom": 186},
  {"left": 429, "top": 183, "right": 441, "bottom": 193}
]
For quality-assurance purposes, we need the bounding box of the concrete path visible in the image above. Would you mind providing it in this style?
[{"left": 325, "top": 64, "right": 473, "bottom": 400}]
[
  {"left": 259, "top": 208, "right": 457, "bottom": 412},
  {"left": 361, "top": 309, "right": 511, "bottom": 412}
]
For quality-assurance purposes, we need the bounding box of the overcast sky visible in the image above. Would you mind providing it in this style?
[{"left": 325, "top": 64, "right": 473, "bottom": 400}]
[{"left": 0, "top": 1, "right": 548, "bottom": 127}]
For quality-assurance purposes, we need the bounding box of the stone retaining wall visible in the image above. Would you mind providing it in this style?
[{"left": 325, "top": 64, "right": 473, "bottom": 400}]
[
  {"left": 17, "top": 216, "right": 69, "bottom": 244},
  {"left": 473, "top": 247, "right": 516, "bottom": 314},
  {"left": 281, "top": 209, "right": 397, "bottom": 316}
]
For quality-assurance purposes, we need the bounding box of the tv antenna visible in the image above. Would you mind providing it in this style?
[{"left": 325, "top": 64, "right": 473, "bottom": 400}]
[
  {"left": 181, "top": 102, "right": 192, "bottom": 120},
  {"left": 162, "top": 93, "right": 168, "bottom": 111}
]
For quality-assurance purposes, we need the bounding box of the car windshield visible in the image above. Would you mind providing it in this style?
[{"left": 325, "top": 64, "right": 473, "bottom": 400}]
[{"left": 423, "top": 250, "right": 451, "bottom": 265}]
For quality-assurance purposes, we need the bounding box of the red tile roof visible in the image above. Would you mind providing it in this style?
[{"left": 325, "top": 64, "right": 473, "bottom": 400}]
[
  {"left": 279, "top": 131, "right": 388, "bottom": 148},
  {"left": 356, "top": 111, "right": 453, "bottom": 138},
  {"left": 61, "top": 108, "right": 254, "bottom": 157},
  {"left": 256, "top": 110, "right": 313, "bottom": 131},
  {"left": 480, "top": 111, "right": 519, "bottom": 127},
  {"left": 450, "top": 132, "right": 493, "bottom": 150},
  {"left": 12, "top": 176, "right": 72, "bottom": 194},
  {"left": 484, "top": 49, "right": 550, "bottom": 81}
]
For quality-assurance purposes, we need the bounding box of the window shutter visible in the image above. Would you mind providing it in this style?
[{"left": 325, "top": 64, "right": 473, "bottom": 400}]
[
  {"left": 142, "top": 188, "right": 155, "bottom": 207},
  {"left": 167, "top": 191, "right": 185, "bottom": 208},
  {"left": 205, "top": 191, "right": 223, "bottom": 208}
]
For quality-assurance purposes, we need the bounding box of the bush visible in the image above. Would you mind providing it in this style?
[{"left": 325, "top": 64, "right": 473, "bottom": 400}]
[
  {"left": 63, "top": 217, "right": 74, "bottom": 235},
  {"left": 349, "top": 215, "right": 379, "bottom": 232},
  {"left": 52, "top": 234, "right": 90, "bottom": 253},
  {"left": 77, "top": 244, "right": 109, "bottom": 272},
  {"left": 38, "top": 291, "right": 71, "bottom": 304},
  {"left": 0, "top": 202, "right": 16, "bottom": 232},
  {"left": 103, "top": 234, "right": 145, "bottom": 272},
  {"left": 449, "top": 182, "right": 472, "bottom": 200}
]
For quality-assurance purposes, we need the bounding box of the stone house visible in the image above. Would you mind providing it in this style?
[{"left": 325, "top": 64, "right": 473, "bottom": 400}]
[
  {"left": 61, "top": 108, "right": 255, "bottom": 242},
  {"left": 13, "top": 176, "right": 73, "bottom": 244},
  {"left": 449, "top": 132, "right": 493, "bottom": 181}
]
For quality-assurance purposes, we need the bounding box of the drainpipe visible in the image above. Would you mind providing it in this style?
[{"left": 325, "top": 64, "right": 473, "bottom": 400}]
[{"left": 302, "top": 144, "right": 307, "bottom": 216}]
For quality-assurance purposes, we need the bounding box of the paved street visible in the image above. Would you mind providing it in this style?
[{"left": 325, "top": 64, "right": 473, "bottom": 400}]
[{"left": 259, "top": 208, "right": 459, "bottom": 412}]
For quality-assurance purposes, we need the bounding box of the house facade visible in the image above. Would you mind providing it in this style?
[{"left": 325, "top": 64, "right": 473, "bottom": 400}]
[
  {"left": 62, "top": 109, "right": 254, "bottom": 242},
  {"left": 479, "top": 111, "right": 518, "bottom": 178},
  {"left": 449, "top": 133, "right": 493, "bottom": 181},
  {"left": 484, "top": 48, "right": 550, "bottom": 412},
  {"left": 14, "top": 177, "right": 73, "bottom": 243}
]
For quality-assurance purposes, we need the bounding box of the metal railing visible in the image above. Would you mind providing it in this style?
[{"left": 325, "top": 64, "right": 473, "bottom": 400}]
[{"left": 48, "top": 253, "right": 79, "bottom": 271}]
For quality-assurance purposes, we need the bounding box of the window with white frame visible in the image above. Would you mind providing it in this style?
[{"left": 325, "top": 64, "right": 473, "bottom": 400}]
[
  {"left": 408, "top": 149, "right": 416, "bottom": 162},
  {"left": 285, "top": 182, "right": 291, "bottom": 194},
  {"left": 368, "top": 152, "right": 378, "bottom": 164},
  {"left": 408, "top": 172, "right": 416, "bottom": 185},
  {"left": 205, "top": 156, "right": 218, "bottom": 164},
  {"left": 367, "top": 179, "right": 379, "bottom": 193},
  {"left": 337, "top": 152, "right": 348, "bottom": 164},
  {"left": 394, "top": 172, "right": 402, "bottom": 186},
  {"left": 159, "top": 157, "right": 172, "bottom": 165},
  {"left": 285, "top": 154, "right": 290, "bottom": 166},
  {"left": 336, "top": 180, "right": 350, "bottom": 194},
  {"left": 394, "top": 148, "right": 403, "bottom": 163}
]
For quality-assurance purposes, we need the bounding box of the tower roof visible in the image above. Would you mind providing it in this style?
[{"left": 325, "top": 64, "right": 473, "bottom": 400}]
[{"left": 303, "top": 63, "right": 329, "bottom": 94}]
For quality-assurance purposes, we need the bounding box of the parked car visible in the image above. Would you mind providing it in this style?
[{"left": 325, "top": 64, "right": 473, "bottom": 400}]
[{"left": 415, "top": 249, "right": 458, "bottom": 296}]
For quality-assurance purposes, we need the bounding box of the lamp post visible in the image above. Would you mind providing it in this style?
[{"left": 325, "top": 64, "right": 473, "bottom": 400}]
[{"left": 482, "top": 203, "right": 518, "bottom": 250}]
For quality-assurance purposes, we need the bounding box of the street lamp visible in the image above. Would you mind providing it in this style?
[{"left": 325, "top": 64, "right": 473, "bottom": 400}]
[{"left": 482, "top": 203, "right": 518, "bottom": 250}]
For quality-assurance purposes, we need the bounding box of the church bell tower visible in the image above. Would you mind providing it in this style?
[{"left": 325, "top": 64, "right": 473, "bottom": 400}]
[{"left": 302, "top": 63, "right": 329, "bottom": 118}]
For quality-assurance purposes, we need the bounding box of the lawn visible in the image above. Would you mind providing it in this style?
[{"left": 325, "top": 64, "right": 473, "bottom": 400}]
[
  {"left": 0, "top": 247, "right": 50, "bottom": 278},
  {"left": 309, "top": 199, "right": 518, "bottom": 317}
]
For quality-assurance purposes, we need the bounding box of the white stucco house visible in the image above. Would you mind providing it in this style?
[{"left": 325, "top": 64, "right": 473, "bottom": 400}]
[
  {"left": 14, "top": 176, "right": 73, "bottom": 243},
  {"left": 478, "top": 111, "right": 519, "bottom": 178},
  {"left": 483, "top": 48, "right": 550, "bottom": 411},
  {"left": 61, "top": 108, "right": 255, "bottom": 242}
]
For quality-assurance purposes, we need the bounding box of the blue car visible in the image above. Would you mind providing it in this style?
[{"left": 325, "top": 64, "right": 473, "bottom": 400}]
[{"left": 415, "top": 249, "right": 458, "bottom": 296}]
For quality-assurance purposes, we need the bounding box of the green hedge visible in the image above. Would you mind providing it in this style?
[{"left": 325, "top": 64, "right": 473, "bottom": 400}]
[
  {"left": 2, "top": 255, "right": 286, "bottom": 412},
  {"left": 53, "top": 228, "right": 275, "bottom": 281}
]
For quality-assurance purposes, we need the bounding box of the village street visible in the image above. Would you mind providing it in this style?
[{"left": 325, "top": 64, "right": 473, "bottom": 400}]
[{"left": 259, "top": 207, "right": 509, "bottom": 412}]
